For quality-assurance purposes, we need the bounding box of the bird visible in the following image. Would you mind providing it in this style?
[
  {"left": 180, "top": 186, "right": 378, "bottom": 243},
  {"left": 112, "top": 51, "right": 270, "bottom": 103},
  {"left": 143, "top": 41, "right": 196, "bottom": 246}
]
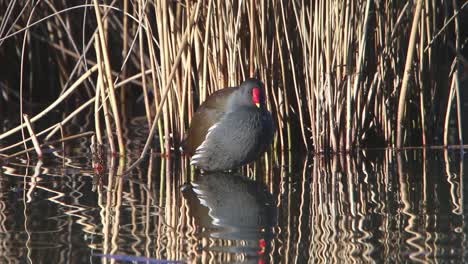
[{"left": 181, "top": 78, "right": 274, "bottom": 172}]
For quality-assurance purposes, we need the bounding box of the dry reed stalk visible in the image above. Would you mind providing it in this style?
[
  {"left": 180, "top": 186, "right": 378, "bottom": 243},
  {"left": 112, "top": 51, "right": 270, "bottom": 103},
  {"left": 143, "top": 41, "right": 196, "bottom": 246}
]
[
  {"left": 125, "top": 0, "right": 202, "bottom": 173},
  {"left": 144, "top": 15, "right": 165, "bottom": 152},
  {"left": 396, "top": 0, "right": 423, "bottom": 148},
  {"left": 22, "top": 114, "right": 42, "bottom": 158},
  {"left": 0, "top": 64, "right": 98, "bottom": 141},
  {"left": 93, "top": 81, "right": 103, "bottom": 145},
  {"left": 153, "top": 0, "right": 165, "bottom": 155},
  {"left": 248, "top": 0, "right": 255, "bottom": 76},
  {"left": 271, "top": 1, "right": 288, "bottom": 151},
  {"left": 40, "top": 68, "right": 153, "bottom": 143},
  {"left": 95, "top": 38, "right": 116, "bottom": 154},
  {"left": 138, "top": 1, "right": 152, "bottom": 127},
  {"left": 93, "top": 0, "right": 125, "bottom": 155},
  {"left": 0, "top": 98, "right": 94, "bottom": 153},
  {"left": 452, "top": 0, "right": 463, "bottom": 146},
  {"left": 443, "top": 76, "right": 456, "bottom": 145},
  {"left": 201, "top": 0, "right": 214, "bottom": 103},
  {"left": 59, "top": 124, "right": 65, "bottom": 167},
  {"left": 418, "top": 16, "right": 426, "bottom": 146},
  {"left": 348, "top": 0, "right": 372, "bottom": 151},
  {"left": 158, "top": 0, "right": 172, "bottom": 162},
  {"left": 0, "top": 0, "right": 465, "bottom": 158},
  {"left": 280, "top": 0, "right": 307, "bottom": 148},
  {"left": 217, "top": 0, "right": 227, "bottom": 87},
  {"left": 424, "top": 1, "right": 468, "bottom": 52},
  {"left": 0, "top": 4, "right": 150, "bottom": 74},
  {"left": 120, "top": 0, "right": 129, "bottom": 113},
  {"left": 18, "top": 5, "right": 38, "bottom": 160},
  {"left": 178, "top": 49, "right": 190, "bottom": 143}
]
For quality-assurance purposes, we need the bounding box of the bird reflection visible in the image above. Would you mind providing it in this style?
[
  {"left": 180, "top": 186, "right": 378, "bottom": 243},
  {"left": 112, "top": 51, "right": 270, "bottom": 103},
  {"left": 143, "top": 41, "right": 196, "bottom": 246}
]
[{"left": 182, "top": 171, "right": 277, "bottom": 256}]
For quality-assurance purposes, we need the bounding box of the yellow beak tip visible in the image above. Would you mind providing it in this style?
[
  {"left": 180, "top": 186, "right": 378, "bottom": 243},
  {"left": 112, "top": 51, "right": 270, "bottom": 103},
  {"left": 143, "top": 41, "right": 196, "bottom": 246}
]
[{"left": 256, "top": 103, "right": 260, "bottom": 108}]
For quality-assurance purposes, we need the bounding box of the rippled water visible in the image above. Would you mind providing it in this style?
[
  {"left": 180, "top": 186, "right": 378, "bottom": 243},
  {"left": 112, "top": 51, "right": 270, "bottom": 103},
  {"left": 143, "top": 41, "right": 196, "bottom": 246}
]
[{"left": 1, "top": 119, "right": 467, "bottom": 263}]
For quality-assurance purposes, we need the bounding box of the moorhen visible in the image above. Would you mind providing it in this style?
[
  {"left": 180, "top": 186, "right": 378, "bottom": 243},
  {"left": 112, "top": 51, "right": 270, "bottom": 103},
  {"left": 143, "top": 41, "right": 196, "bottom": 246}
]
[{"left": 181, "top": 78, "right": 273, "bottom": 171}]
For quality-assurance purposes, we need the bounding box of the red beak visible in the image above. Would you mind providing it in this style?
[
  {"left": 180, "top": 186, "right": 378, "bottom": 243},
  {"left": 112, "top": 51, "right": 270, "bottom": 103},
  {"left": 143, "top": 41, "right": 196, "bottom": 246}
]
[{"left": 252, "top": 87, "right": 261, "bottom": 108}]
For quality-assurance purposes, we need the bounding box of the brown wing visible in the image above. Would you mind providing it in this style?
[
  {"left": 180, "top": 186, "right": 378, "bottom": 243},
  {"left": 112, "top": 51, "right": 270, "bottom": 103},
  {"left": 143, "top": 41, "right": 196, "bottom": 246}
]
[{"left": 181, "top": 86, "right": 238, "bottom": 155}]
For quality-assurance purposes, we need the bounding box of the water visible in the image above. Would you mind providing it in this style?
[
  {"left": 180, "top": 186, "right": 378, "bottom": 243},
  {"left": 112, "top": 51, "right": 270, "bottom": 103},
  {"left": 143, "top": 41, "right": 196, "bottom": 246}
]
[{"left": 1, "top": 121, "right": 467, "bottom": 263}]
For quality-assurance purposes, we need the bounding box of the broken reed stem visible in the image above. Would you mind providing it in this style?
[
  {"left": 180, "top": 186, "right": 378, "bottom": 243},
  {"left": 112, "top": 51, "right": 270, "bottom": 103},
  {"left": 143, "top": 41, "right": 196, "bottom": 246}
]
[
  {"left": 0, "top": 66, "right": 151, "bottom": 155},
  {"left": 7, "top": 131, "right": 94, "bottom": 159},
  {"left": 1, "top": 99, "right": 94, "bottom": 153},
  {"left": 396, "top": 0, "right": 424, "bottom": 148},
  {"left": 22, "top": 114, "right": 42, "bottom": 158},
  {"left": 93, "top": 0, "right": 125, "bottom": 156}
]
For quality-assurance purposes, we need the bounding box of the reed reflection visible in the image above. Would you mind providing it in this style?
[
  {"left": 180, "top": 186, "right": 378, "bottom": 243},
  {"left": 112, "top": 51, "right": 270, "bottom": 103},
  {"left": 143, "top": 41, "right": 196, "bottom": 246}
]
[{"left": 291, "top": 149, "right": 467, "bottom": 263}]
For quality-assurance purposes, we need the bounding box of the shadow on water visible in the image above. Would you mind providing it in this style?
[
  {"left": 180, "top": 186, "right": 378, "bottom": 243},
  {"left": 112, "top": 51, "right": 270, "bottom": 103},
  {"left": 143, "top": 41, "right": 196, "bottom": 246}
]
[{"left": 1, "top": 122, "right": 468, "bottom": 263}]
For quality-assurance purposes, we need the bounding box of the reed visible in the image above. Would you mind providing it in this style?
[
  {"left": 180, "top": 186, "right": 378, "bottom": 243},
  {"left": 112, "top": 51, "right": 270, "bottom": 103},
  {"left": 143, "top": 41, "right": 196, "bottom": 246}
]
[{"left": 0, "top": 0, "right": 466, "bottom": 159}]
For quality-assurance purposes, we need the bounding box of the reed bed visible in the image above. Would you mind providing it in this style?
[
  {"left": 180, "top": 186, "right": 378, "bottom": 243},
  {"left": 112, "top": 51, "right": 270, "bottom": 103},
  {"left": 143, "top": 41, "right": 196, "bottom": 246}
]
[
  {"left": 0, "top": 0, "right": 467, "bottom": 158},
  {"left": 0, "top": 2, "right": 466, "bottom": 262}
]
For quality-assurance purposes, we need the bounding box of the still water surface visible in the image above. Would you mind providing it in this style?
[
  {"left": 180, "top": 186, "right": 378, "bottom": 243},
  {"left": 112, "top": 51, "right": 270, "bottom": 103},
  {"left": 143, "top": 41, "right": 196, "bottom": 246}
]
[{"left": 0, "top": 120, "right": 467, "bottom": 263}]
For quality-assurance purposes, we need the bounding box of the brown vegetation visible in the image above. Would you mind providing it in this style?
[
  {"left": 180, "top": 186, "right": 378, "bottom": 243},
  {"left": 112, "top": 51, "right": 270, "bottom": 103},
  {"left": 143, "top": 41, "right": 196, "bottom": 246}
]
[{"left": 0, "top": 0, "right": 467, "bottom": 159}]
